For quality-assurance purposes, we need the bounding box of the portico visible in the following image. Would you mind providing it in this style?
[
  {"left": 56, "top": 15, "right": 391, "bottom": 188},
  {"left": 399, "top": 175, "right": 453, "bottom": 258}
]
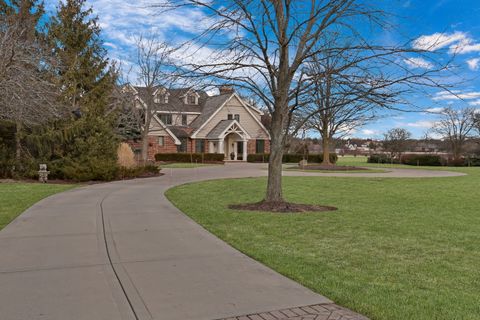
[{"left": 206, "top": 120, "right": 250, "bottom": 161}]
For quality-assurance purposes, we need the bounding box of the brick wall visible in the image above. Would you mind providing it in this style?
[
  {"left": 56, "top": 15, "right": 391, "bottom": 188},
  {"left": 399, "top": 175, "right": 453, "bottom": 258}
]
[
  {"left": 127, "top": 135, "right": 178, "bottom": 161},
  {"left": 247, "top": 139, "right": 271, "bottom": 154}
]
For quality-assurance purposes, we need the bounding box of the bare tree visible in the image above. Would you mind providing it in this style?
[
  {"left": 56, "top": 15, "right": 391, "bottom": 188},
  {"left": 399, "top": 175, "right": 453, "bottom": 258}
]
[
  {"left": 383, "top": 128, "right": 411, "bottom": 159},
  {"left": 153, "top": 1, "right": 452, "bottom": 206},
  {"left": 432, "top": 107, "right": 476, "bottom": 160},
  {"left": 303, "top": 51, "right": 392, "bottom": 165},
  {"left": 0, "top": 17, "right": 59, "bottom": 161},
  {"left": 124, "top": 36, "right": 173, "bottom": 162}
]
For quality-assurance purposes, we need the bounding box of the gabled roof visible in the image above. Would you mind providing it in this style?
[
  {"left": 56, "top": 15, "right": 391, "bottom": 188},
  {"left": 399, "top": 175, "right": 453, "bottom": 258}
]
[
  {"left": 188, "top": 93, "right": 232, "bottom": 129},
  {"left": 151, "top": 115, "right": 182, "bottom": 145},
  {"left": 206, "top": 120, "right": 235, "bottom": 139},
  {"left": 206, "top": 119, "right": 251, "bottom": 140},
  {"left": 133, "top": 86, "right": 209, "bottom": 113}
]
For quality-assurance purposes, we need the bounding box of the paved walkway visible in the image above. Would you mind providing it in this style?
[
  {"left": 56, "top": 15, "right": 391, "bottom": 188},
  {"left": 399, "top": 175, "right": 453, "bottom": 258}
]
[{"left": 0, "top": 164, "right": 463, "bottom": 320}]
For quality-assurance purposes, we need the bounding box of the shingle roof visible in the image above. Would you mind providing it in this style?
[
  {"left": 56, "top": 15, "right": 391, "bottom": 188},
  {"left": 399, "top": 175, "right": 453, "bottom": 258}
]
[
  {"left": 206, "top": 120, "right": 235, "bottom": 139},
  {"left": 169, "top": 126, "right": 191, "bottom": 138},
  {"left": 131, "top": 86, "right": 234, "bottom": 136},
  {"left": 189, "top": 93, "right": 232, "bottom": 129},
  {"left": 133, "top": 86, "right": 209, "bottom": 113}
]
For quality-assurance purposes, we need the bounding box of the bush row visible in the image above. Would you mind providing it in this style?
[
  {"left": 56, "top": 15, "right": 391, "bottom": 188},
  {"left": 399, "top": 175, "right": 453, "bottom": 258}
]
[
  {"left": 367, "top": 154, "right": 398, "bottom": 164},
  {"left": 368, "top": 154, "right": 480, "bottom": 167},
  {"left": 117, "top": 165, "right": 160, "bottom": 179},
  {"left": 247, "top": 153, "right": 338, "bottom": 164},
  {"left": 401, "top": 154, "right": 443, "bottom": 166},
  {"left": 154, "top": 153, "right": 225, "bottom": 163}
]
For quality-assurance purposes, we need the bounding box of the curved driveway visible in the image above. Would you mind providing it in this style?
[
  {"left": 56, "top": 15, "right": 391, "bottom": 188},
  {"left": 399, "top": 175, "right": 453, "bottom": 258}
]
[{"left": 0, "top": 164, "right": 463, "bottom": 320}]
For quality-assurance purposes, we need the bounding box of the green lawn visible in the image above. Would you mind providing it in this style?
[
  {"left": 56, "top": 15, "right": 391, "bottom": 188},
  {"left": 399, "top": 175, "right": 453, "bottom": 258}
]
[
  {"left": 0, "top": 183, "right": 75, "bottom": 230},
  {"left": 166, "top": 166, "right": 480, "bottom": 320}
]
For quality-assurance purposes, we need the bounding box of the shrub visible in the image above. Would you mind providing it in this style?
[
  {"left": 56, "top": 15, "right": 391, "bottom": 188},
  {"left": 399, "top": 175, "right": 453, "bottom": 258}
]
[
  {"left": 368, "top": 154, "right": 398, "bottom": 164},
  {"left": 117, "top": 164, "right": 160, "bottom": 179},
  {"left": 464, "top": 156, "right": 480, "bottom": 167},
  {"left": 154, "top": 153, "right": 224, "bottom": 162},
  {"left": 247, "top": 153, "right": 337, "bottom": 164},
  {"left": 401, "top": 154, "right": 443, "bottom": 166},
  {"left": 117, "top": 143, "right": 136, "bottom": 168}
]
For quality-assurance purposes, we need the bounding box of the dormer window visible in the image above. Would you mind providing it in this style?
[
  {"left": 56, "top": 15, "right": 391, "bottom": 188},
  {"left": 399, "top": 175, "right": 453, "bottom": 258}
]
[
  {"left": 154, "top": 93, "right": 169, "bottom": 104},
  {"left": 187, "top": 94, "right": 197, "bottom": 105}
]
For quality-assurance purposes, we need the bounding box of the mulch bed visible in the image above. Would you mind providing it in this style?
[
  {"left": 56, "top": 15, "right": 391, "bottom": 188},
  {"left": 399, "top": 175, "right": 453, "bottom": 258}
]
[
  {"left": 293, "top": 164, "right": 368, "bottom": 171},
  {"left": 229, "top": 201, "right": 337, "bottom": 213}
]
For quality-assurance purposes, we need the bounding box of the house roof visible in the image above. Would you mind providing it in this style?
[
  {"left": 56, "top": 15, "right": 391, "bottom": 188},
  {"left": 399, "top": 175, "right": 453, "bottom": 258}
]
[
  {"left": 188, "top": 93, "right": 232, "bottom": 129},
  {"left": 169, "top": 126, "right": 191, "bottom": 138},
  {"left": 206, "top": 120, "right": 235, "bottom": 139},
  {"left": 133, "top": 86, "right": 209, "bottom": 113}
]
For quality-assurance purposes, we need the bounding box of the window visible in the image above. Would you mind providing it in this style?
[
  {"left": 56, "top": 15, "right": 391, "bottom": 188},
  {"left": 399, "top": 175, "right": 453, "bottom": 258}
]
[
  {"left": 187, "top": 94, "right": 196, "bottom": 104},
  {"left": 256, "top": 139, "right": 265, "bottom": 154},
  {"left": 182, "top": 114, "right": 188, "bottom": 126},
  {"left": 195, "top": 139, "right": 205, "bottom": 153},
  {"left": 158, "top": 136, "right": 165, "bottom": 147},
  {"left": 177, "top": 137, "right": 188, "bottom": 153},
  {"left": 234, "top": 114, "right": 240, "bottom": 122},
  {"left": 227, "top": 114, "right": 233, "bottom": 120},
  {"left": 159, "top": 114, "right": 172, "bottom": 125}
]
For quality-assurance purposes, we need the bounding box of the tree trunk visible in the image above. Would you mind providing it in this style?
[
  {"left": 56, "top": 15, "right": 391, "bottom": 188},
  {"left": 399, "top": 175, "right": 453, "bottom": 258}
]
[
  {"left": 322, "top": 137, "right": 331, "bottom": 165},
  {"left": 265, "top": 133, "right": 284, "bottom": 203},
  {"left": 264, "top": 108, "right": 286, "bottom": 203},
  {"left": 15, "top": 120, "right": 22, "bottom": 163},
  {"left": 141, "top": 132, "right": 149, "bottom": 163}
]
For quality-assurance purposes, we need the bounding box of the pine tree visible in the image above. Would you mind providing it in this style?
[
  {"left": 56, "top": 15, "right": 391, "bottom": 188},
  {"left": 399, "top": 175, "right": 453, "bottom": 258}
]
[{"left": 48, "top": 0, "right": 119, "bottom": 181}]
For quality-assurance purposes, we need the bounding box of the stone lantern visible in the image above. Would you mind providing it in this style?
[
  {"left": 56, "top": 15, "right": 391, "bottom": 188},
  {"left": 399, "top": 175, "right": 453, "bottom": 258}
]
[{"left": 38, "top": 164, "right": 50, "bottom": 183}]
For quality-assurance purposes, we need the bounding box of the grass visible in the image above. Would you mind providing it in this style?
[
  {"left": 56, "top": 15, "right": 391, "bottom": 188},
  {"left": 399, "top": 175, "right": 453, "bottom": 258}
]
[
  {"left": 160, "top": 162, "right": 221, "bottom": 168},
  {"left": 0, "top": 183, "right": 75, "bottom": 230},
  {"left": 166, "top": 163, "right": 480, "bottom": 320}
]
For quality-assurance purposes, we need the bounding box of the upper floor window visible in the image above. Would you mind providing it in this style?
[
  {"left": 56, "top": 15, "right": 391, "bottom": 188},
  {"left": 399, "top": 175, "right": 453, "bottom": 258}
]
[
  {"left": 187, "top": 94, "right": 197, "bottom": 104},
  {"left": 227, "top": 114, "right": 233, "bottom": 120},
  {"left": 181, "top": 114, "right": 188, "bottom": 126},
  {"left": 160, "top": 114, "right": 172, "bottom": 125},
  {"left": 154, "top": 94, "right": 168, "bottom": 104},
  {"left": 234, "top": 114, "right": 240, "bottom": 122}
]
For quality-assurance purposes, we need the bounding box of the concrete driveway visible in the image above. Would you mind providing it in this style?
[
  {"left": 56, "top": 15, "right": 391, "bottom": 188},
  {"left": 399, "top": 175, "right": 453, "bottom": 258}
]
[{"left": 0, "top": 163, "right": 463, "bottom": 320}]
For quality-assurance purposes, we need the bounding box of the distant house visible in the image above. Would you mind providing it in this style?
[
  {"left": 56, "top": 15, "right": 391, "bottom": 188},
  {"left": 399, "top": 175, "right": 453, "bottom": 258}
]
[{"left": 127, "top": 85, "right": 270, "bottom": 161}]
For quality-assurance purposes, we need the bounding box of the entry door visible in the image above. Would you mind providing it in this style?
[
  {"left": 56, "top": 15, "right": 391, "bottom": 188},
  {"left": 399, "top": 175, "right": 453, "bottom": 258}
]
[{"left": 237, "top": 141, "right": 244, "bottom": 161}]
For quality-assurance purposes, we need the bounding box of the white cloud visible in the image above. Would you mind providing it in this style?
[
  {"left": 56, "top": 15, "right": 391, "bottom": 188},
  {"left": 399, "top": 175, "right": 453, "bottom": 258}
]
[
  {"left": 362, "top": 129, "right": 378, "bottom": 136},
  {"left": 405, "top": 120, "right": 436, "bottom": 129},
  {"left": 404, "top": 57, "right": 433, "bottom": 69},
  {"left": 432, "top": 90, "right": 480, "bottom": 101},
  {"left": 466, "top": 58, "right": 480, "bottom": 71},
  {"left": 413, "top": 31, "right": 480, "bottom": 54},
  {"left": 468, "top": 99, "right": 480, "bottom": 106},
  {"left": 413, "top": 32, "right": 468, "bottom": 51},
  {"left": 424, "top": 107, "right": 445, "bottom": 113}
]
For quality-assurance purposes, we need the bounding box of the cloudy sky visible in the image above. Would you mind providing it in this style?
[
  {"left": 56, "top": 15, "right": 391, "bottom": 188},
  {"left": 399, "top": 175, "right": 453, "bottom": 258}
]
[{"left": 43, "top": 0, "right": 480, "bottom": 139}]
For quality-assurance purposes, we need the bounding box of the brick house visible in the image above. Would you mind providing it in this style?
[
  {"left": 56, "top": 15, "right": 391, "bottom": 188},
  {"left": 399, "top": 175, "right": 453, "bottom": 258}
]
[{"left": 126, "top": 85, "right": 271, "bottom": 161}]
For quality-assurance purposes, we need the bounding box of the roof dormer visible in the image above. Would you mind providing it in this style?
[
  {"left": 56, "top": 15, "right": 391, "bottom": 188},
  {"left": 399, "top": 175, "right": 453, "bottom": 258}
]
[
  {"left": 153, "top": 87, "right": 169, "bottom": 104},
  {"left": 183, "top": 90, "right": 200, "bottom": 105}
]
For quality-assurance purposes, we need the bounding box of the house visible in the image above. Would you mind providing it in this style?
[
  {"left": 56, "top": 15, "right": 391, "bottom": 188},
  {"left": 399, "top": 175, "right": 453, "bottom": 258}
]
[{"left": 127, "top": 85, "right": 271, "bottom": 161}]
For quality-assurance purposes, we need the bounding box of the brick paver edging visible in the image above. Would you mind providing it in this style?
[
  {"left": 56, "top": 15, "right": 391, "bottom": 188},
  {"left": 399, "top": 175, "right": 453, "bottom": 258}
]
[{"left": 216, "top": 303, "right": 369, "bottom": 320}]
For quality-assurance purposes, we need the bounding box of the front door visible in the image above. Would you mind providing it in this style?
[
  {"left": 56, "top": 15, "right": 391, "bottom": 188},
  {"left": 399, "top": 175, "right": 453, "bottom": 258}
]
[{"left": 237, "top": 141, "right": 244, "bottom": 161}]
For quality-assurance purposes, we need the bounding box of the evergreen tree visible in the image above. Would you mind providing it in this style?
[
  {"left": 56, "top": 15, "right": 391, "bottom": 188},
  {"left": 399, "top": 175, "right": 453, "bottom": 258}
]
[{"left": 48, "top": 0, "right": 119, "bottom": 181}]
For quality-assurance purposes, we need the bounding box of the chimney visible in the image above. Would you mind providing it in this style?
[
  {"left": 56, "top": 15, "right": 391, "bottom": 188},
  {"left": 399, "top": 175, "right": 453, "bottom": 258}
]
[{"left": 219, "top": 85, "right": 234, "bottom": 95}]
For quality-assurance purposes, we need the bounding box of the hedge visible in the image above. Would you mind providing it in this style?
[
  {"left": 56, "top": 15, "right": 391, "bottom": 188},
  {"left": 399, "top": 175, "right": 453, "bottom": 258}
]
[
  {"left": 247, "top": 153, "right": 337, "bottom": 164},
  {"left": 155, "top": 153, "right": 225, "bottom": 162},
  {"left": 368, "top": 154, "right": 399, "bottom": 164},
  {"left": 401, "top": 154, "right": 443, "bottom": 166}
]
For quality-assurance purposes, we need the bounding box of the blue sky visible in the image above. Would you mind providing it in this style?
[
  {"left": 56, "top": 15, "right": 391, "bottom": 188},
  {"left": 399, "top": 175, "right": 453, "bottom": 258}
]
[{"left": 43, "top": 0, "right": 480, "bottom": 139}]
